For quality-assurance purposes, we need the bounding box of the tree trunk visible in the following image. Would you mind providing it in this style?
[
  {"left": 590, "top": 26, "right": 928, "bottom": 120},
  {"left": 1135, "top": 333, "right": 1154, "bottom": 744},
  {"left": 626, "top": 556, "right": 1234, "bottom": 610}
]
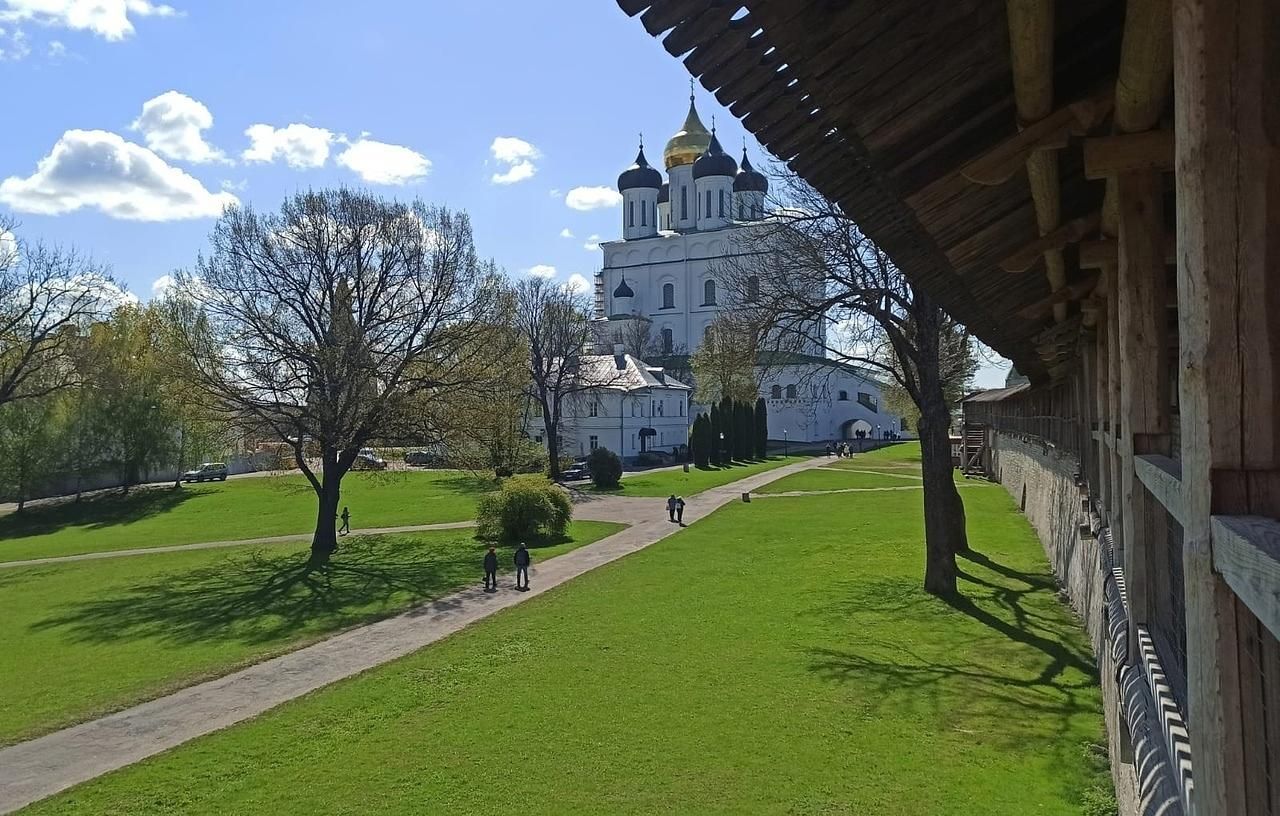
[
  {"left": 917, "top": 392, "right": 967, "bottom": 595},
  {"left": 310, "top": 450, "right": 341, "bottom": 566},
  {"left": 541, "top": 403, "right": 560, "bottom": 478}
]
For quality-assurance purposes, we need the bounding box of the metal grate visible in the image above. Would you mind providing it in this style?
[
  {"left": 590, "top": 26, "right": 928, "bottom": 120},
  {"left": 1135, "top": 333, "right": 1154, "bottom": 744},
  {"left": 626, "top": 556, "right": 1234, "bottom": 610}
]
[
  {"left": 1148, "top": 509, "right": 1187, "bottom": 715},
  {"left": 1237, "top": 599, "right": 1280, "bottom": 815}
]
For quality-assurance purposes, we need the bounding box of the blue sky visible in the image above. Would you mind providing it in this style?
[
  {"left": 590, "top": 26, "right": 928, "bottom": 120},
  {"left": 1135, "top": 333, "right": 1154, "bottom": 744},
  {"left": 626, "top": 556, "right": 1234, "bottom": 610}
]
[{"left": 0, "top": 0, "right": 1010, "bottom": 387}]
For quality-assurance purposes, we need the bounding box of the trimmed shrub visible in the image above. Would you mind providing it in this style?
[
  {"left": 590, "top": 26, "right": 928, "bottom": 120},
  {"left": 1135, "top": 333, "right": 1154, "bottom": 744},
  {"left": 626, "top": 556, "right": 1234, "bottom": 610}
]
[
  {"left": 692, "top": 414, "right": 711, "bottom": 469},
  {"left": 475, "top": 474, "right": 571, "bottom": 543},
  {"left": 586, "top": 447, "right": 623, "bottom": 489},
  {"left": 754, "top": 397, "right": 769, "bottom": 459}
]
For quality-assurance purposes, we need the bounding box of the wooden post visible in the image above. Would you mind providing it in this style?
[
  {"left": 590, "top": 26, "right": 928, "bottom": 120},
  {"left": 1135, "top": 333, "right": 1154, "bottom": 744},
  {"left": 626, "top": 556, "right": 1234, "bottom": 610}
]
[
  {"left": 1105, "top": 264, "right": 1125, "bottom": 548},
  {"left": 1173, "top": 0, "right": 1279, "bottom": 812},
  {"left": 1095, "top": 303, "right": 1113, "bottom": 517},
  {"left": 1115, "top": 170, "right": 1171, "bottom": 657}
]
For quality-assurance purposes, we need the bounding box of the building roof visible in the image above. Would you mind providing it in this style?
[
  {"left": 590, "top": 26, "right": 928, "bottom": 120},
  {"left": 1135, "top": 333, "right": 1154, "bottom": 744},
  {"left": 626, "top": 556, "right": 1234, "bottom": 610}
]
[
  {"left": 616, "top": 1, "right": 1128, "bottom": 384},
  {"left": 734, "top": 150, "right": 768, "bottom": 193},
  {"left": 692, "top": 130, "right": 738, "bottom": 179},
  {"left": 664, "top": 93, "right": 712, "bottom": 169},
  {"left": 961, "top": 383, "right": 1033, "bottom": 403},
  {"left": 570, "top": 353, "right": 693, "bottom": 392},
  {"left": 617, "top": 144, "right": 663, "bottom": 191}
]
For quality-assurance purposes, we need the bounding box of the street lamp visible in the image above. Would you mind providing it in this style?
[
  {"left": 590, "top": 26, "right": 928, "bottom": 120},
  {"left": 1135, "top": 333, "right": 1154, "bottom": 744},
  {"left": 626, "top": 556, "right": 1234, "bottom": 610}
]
[{"left": 783, "top": 428, "right": 788, "bottom": 458}]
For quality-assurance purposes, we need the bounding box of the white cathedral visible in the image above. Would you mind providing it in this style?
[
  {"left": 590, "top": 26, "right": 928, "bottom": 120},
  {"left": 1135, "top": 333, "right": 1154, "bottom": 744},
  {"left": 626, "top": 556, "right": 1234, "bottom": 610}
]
[{"left": 572, "top": 94, "right": 903, "bottom": 456}]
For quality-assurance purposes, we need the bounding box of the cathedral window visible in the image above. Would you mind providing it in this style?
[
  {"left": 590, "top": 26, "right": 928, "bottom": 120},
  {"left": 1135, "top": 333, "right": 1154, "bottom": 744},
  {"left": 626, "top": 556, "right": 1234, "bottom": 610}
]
[
  {"left": 838, "top": 390, "right": 849, "bottom": 401},
  {"left": 628, "top": 201, "right": 634, "bottom": 227},
  {"left": 770, "top": 385, "right": 782, "bottom": 399},
  {"left": 681, "top": 187, "right": 687, "bottom": 219},
  {"left": 662, "top": 283, "right": 674, "bottom": 309},
  {"left": 641, "top": 201, "right": 646, "bottom": 226},
  {"left": 718, "top": 190, "right": 725, "bottom": 217},
  {"left": 747, "top": 275, "right": 760, "bottom": 302},
  {"left": 786, "top": 384, "right": 797, "bottom": 399},
  {"left": 703, "top": 279, "right": 717, "bottom": 305},
  {"left": 661, "top": 327, "right": 673, "bottom": 353},
  {"left": 705, "top": 190, "right": 712, "bottom": 218}
]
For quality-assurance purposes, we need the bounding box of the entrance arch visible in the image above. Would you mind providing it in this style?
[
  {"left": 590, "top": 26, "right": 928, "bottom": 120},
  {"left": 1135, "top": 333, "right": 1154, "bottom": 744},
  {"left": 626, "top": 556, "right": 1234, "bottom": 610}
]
[{"left": 841, "top": 419, "right": 872, "bottom": 439}]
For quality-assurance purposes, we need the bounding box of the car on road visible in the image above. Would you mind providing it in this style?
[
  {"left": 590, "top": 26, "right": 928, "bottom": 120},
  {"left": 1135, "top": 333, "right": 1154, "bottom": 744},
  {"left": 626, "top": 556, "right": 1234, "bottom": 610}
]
[
  {"left": 403, "top": 450, "right": 439, "bottom": 467},
  {"left": 558, "top": 463, "right": 590, "bottom": 482},
  {"left": 182, "top": 462, "right": 228, "bottom": 483},
  {"left": 352, "top": 448, "right": 388, "bottom": 470}
]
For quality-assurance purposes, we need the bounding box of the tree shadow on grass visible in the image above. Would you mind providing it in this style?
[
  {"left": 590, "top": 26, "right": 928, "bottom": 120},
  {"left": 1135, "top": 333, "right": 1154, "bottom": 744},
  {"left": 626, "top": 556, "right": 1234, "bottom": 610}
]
[
  {"left": 0, "top": 488, "right": 206, "bottom": 542},
  {"left": 29, "top": 535, "right": 480, "bottom": 648}
]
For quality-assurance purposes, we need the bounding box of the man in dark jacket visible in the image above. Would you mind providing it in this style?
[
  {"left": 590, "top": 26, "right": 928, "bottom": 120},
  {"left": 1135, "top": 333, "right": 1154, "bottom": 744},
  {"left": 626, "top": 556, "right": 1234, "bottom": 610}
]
[
  {"left": 483, "top": 546, "right": 498, "bottom": 591},
  {"left": 514, "top": 542, "right": 531, "bottom": 590}
]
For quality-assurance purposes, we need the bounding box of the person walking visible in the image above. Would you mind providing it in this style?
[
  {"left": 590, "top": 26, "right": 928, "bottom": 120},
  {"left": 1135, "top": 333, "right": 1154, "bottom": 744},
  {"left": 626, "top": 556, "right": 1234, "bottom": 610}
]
[
  {"left": 483, "top": 546, "right": 498, "bottom": 591},
  {"left": 338, "top": 506, "right": 351, "bottom": 535},
  {"left": 666, "top": 494, "right": 678, "bottom": 522},
  {"left": 514, "top": 542, "right": 531, "bottom": 591},
  {"left": 675, "top": 496, "right": 686, "bottom": 525}
]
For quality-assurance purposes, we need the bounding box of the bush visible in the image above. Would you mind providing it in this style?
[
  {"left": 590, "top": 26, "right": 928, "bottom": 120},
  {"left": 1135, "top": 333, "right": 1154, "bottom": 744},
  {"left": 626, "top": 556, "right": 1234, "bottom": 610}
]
[
  {"left": 634, "top": 452, "right": 664, "bottom": 466},
  {"left": 475, "top": 474, "right": 572, "bottom": 543},
  {"left": 586, "top": 447, "right": 623, "bottom": 489}
]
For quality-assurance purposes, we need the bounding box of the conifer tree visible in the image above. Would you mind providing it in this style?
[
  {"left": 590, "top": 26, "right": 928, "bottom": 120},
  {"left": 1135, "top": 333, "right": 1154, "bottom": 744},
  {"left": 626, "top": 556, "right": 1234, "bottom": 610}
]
[{"left": 754, "top": 397, "right": 769, "bottom": 458}]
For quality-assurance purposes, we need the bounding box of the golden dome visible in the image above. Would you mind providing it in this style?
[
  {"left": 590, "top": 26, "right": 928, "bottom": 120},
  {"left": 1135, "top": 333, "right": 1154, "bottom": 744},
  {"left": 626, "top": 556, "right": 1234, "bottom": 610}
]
[{"left": 663, "top": 95, "right": 711, "bottom": 170}]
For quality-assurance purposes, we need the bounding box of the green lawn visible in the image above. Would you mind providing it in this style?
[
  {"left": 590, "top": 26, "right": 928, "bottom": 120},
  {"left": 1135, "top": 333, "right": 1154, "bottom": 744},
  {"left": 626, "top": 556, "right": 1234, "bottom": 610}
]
[
  {"left": 0, "top": 470, "right": 494, "bottom": 563},
  {"left": 29, "top": 453, "right": 1111, "bottom": 814},
  {"left": 0, "top": 520, "right": 623, "bottom": 746},
  {"left": 755, "top": 466, "right": 923, "bottom": 493},
  {"left": 595, "top": 454, "right": 808, "bottom": 497}
]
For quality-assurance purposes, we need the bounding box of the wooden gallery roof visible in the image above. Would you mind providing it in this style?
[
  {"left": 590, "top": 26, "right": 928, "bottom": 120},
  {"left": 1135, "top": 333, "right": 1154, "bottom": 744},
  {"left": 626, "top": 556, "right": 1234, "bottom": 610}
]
[{"left": 616, "top": 1, "right": 1162, "bottom": 385}]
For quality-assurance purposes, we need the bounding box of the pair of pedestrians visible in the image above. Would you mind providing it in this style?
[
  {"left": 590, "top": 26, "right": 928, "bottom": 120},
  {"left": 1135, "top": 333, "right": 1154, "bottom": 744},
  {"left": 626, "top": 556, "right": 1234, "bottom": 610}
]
[
  {"left": 483, "top": 543, "right": 532, "bottom": 592},
  {"left": 666, "top": 494, "right": 686, "bottom": 524}
]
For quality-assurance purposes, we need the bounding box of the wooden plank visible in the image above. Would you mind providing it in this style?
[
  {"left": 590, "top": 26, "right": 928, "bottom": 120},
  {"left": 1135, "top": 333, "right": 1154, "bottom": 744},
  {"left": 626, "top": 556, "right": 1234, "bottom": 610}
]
[
  {"left": 1079, "top": 234, "right": 1179, "bottom": 269},
  {"left": 960, "top": 91, "right": 1113, "bottom": 185},
  {"left": 1083, "top": 129, "right": 1176, "bottom": 179},
  {"left": 1000, "top": 212, "right": 1101, "bottom": 272},
  {"left": 1212, "top": 516, "right": 1280, "bottom": 643},
  {"left": 1135, "top": 454, "right": 1186, "bottom": 525},
  {"left": 1172, "top": 0, "right": 1278, "bottom": 812}
]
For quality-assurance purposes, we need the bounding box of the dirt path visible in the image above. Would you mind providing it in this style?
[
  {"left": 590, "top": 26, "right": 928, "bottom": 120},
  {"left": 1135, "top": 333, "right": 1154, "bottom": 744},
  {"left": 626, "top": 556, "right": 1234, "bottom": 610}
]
[{"left": 0, "top": 455, "right": 829, "bottom": 814}]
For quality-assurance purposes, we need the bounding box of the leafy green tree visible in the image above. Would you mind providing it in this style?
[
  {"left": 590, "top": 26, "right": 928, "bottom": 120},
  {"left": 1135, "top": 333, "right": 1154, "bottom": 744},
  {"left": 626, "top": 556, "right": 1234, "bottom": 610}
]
[
  {"left": 691, "top": 414, "right": 710, "bottom": 468},
  {"left": 475, "top": 474, "right": 572, "bottom": 543},
  {"left": 708, "top": 404, "right": 722, "bottom": 467},
  {"left": 754, "top": 398, "right": 769, "bottom": 459},
  {"left": 718, "top": 396, "right": 735, "bottom": 462},
  {"left": 586, "top": 446, "right": 623, "bottom": 489},
  {"left": 0, "top": 390, "right": 62, "bottom": 509}
]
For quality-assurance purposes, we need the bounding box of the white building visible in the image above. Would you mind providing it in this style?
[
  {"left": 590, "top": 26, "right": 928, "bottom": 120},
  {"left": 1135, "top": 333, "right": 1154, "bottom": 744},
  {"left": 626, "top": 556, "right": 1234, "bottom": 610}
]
[
  {"left": 527, "top": 349, "right": 692, "bottom": 461},
  {"left": 592, "top": 93, "right": 904, "bottom": 444}
]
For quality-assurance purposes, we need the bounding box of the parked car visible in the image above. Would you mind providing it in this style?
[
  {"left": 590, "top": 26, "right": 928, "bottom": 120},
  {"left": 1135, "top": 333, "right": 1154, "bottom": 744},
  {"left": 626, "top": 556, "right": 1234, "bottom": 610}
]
[
  {"left": 352, "top": 448, "right": 388, "bottom": 470},
  {"left": 182, "top": 462, "right": 228, "bottom": 483},
  {"left": 558, "top": 463, "right": 590, "bottom": 482},
  {"left": 404, "top": 450, "right": 438, "bottom": 467}
]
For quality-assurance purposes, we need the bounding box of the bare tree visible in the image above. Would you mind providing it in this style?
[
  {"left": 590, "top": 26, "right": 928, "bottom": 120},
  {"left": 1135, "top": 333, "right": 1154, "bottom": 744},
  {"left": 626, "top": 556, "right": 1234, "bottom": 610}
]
[
  {"left": 173, "top": 190, "right": 496, "bottom": 565},
  {"left": 512, "top": 276, "right": 624, "bottom": 476},
  {"left": 716, "top": 171, "right": 977, "bottom": 596},
  {"left": 0, "top": 215, "right": 119, "bottom": 407},
  {"left": 689, "top": 314, "right": 766, "bottom": 405}
]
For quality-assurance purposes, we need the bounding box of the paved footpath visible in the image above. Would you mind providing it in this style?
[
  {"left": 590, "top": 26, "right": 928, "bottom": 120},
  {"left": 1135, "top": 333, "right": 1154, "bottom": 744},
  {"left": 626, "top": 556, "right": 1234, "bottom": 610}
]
[
  {"left": 0, "top": 456, "right": 827, "bottom": 814},
  {"left": 0, "top": 521, "right": 478, "bottom": 571}
]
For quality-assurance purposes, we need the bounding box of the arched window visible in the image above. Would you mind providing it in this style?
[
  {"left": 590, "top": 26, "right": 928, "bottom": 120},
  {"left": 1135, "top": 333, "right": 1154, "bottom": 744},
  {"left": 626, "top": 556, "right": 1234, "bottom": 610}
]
[
  {"left": 770, "top": 384, "right": 782, "bottom": 399},
  {"left": 838, "top": 390, "right": 849, "bottom": 401},
  {"left": 681, "top": 187, "right": 688, "bottom": 220},
  {"left": 705, "top": 190, "right": 712, "bottom": 218},
  {"left": 785, "top": 384, "right": 797, "bottom": 399},
  {"left": 662, "top": 282, "right": 674, "bottom": 309},
  {"left": 703, "top": 279, "right": 717, "bottom": 305},
  {"left": 718, "top": 189, "right": 725, "bottom": 217},
  {"left": 640, "top": 200, "right": 646, "bottom": 226},
  {"left": 747, "top": 275, "right": 760, "bottom": 302},
  {"left": 661, "top": 328, "right": 673, "bottom": 353},
  {"left": 628, "top": 201, "right": 634, "bottom": 227}
]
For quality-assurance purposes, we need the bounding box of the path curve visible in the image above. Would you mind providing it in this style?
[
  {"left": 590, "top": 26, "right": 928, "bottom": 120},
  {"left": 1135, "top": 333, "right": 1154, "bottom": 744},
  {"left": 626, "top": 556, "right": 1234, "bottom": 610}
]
[{"left": 0, "top": 455, "right": 829, "bottom": 814}]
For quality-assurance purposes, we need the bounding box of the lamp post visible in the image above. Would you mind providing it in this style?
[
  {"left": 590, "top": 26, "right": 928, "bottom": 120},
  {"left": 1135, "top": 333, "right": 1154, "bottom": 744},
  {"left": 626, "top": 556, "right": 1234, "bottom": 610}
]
[{"left": 783, "top": 428, "right": 788, "bottom": 458}]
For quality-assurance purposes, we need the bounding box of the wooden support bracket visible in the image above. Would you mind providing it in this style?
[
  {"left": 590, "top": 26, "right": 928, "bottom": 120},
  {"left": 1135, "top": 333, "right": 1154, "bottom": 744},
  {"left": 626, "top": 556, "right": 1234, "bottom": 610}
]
[
  {"left": 1083, "top": 130, "right": 1175, "bottom": 179},
  {"left": 1001, "top": 212, "right": 1102, "bottom": 272},
  {"left": 961, "top": 91, "right": 1114, "bottom": 185}
]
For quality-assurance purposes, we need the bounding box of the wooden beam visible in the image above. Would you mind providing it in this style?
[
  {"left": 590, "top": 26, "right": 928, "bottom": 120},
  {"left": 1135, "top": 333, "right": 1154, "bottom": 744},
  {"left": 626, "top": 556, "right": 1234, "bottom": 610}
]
[
  {"left": 1079, "top": 234, "right": 1179, "bottom": 269},
  {"left": 1213, "top": 515, "right": 1280, "bottom": 643},
  {"left": 1017, "top": 271, "right": 1102, "bottom": 319},
  {"left": 1084, "top": 130, "right": 1176, "bottom": 179},
  {"left": 961, "top": 92, "right": 1114, "bottom": 185},
  {"left": 1001, "top": 212, "right": 1101, "bottom": 272},
  {"left": 1135, "top": 454, "right": 1185, "bottom": 525},
  {"left": 1172, "top": 0, "right": 1278, "bottom": 811}
]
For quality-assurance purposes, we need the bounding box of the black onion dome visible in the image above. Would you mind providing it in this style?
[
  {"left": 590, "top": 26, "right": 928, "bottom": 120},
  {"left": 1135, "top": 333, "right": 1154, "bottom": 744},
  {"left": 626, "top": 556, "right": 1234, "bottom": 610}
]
[
  {"left": 617, "top": 146, "right": 663, "bottom": 191},
  {"left": 692, "top": 131, "right": 737, "bottom": 180},
  {"left": 657, "top": 181, "right": 669, "bottom": 204},
  {"left": 613, "top": 276, "right": 635, "bottom": 298},
  {"left": 734, "top": 150, "right": 769, "bottom": 193}
]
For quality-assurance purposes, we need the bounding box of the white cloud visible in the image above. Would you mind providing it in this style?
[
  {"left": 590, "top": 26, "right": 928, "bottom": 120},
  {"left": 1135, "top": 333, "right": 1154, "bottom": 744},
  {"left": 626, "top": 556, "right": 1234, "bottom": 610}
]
[
  {"left": 525, "top": 264, "right": 556, "bottom": 280},
  {"left": 150, "top": 273, "right": 173, "bottom": 298},
  {"left": 559, "top": 227, "right": 573, "bottom": 239},
  {"left": 0, "top": 25, "right": 30, "bottom": 59},
  {"left": 0, "top": 0, "right": 177, "bottom": 41},
  {"left": 0, "top": 129, "right": 238, "bottom": 220},
  {"left": 547, "top": 188, "right": 560, "bottom": 198},
  {"left": 489, "top": 136, "right": 539, "bottom": 185},
  {"left": 0, "top": 229, "right": 17, "bottom": 270},
  {"left": 565, "top": 185, "right": 622, "bottom": 211},
  {"left": 220, "top": 178, "right": 246, "bottom": 192},
  {"left": 242, "top": 123, "right": 334, "bottom": 169},
  {"left": 45, "top": 37, "right": 63, "bottom": 56},
  {"left": 582, "top": 234, "right": 601, "bottom": 252},
  {"left": 565, "top": 273, "right": 591, "bottom": 295},
  {"left": 131, "top": 91, "right": 227, "bottom": 164},
  {"left": 336, "top": 138, "right": 430, "bottom": 185}
]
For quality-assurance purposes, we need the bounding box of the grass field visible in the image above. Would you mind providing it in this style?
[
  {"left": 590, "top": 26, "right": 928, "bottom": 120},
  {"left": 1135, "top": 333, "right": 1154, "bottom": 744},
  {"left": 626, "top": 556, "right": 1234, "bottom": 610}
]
[
  {"left": 0, "top": 470, "right": 494, "bottom": 563},
  {"left": 0, "top": 521, "right": 623, "bottom": 746},
  {"left": 28, "top": 449, "right": 1111, "bottom": 815},
  {"left": 755, "top": 466, "right": 924, "bottom": 493},
  {"left": 593, "top": 454, "right": 808, "bottom": 497}
]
